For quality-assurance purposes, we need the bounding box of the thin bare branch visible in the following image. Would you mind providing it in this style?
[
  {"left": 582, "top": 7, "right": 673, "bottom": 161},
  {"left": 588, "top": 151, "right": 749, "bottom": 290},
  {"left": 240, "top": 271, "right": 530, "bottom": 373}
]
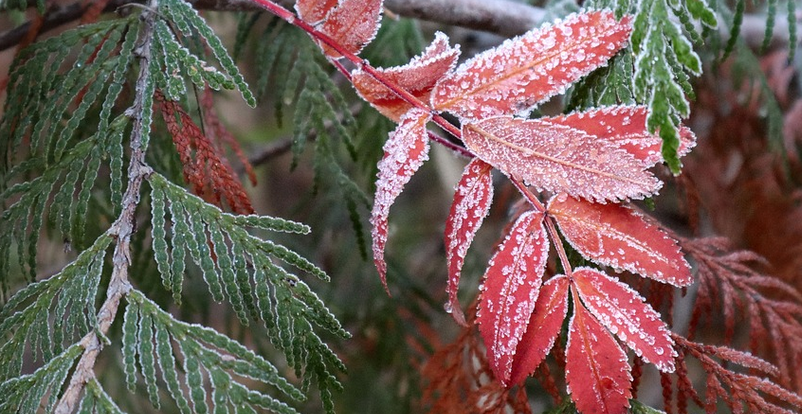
[{"left": 53, "top": 3, "right": 157, "bottom": 412}]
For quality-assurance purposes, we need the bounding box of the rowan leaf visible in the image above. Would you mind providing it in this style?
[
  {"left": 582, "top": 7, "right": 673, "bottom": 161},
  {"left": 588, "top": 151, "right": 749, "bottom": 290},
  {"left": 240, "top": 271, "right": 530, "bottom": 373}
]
[
  {"left": 541, "top": 106, "right": 696, "bottom": 167},
  {"left": 353, "top": 32, "right": 460, "bottom": 121},
  {"left": 566, "top": 288, "right": 632, "bottom": 414},
  {"left": 509, "top": 275, "right": 570, "bottom": 386},
  {"left": 548, "top": 195, "right": 692, "bottom": 286},
  {"left": 444, "top": 158, "right": 494, "bottom": 326},
  {"left": 370, "top": 108, "right": 432, "bottom": 291},
  {"left": 572, "top": 267, "right": 676, "bottom": 372},
  {"left": 431, "top": 11, "right": 632, "bottom": 119},
  {"left": 477, "top": 210, "right": 549, "bottom": 385},
  {"left": 315, "top": 0, "right": 383, "bottom": 58},
  {"left": 462, "top": 117, "right": 661, "bottom": 203},
  {"left": 295, "top": 0, "right": 339, "bottom": 24}
]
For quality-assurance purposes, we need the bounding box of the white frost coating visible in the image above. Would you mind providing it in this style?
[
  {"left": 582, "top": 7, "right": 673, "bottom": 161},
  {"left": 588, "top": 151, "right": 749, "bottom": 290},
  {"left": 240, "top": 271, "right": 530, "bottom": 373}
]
[
  {"left": 431, "top": 10, "right": 632, "bottom": 120},
  {"left": 572, "top": 267, "right": 677, "bottom": 373},
  {"left": 370, "top": 108, "right": 432, "bottom": 283},
  {"left": 318, "top": 0, "right": 385, "bottom": 58}
]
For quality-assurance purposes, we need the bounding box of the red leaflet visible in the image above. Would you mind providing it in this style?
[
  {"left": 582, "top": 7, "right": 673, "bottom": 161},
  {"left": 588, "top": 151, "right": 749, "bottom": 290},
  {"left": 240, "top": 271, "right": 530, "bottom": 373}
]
[
  {"left": 462, "top": 117, "right": 661, "bottom": 202},
  {"left": 431, "top": 11, "right": 632, "bottom": 119},
  {"left": 572, "top": 267, "right": 677, "bottom": 372},
  {"left": 353, "top": 32, "right": 460, "bottom": 121},
  {"left": 444, "top": 158, "right": 494, "bottom": 326},
  {"left": 295, "top": 0, "right": 339, "bottom": 24},
  {"left": 566, "top": 289, "right": 632, "bottom": 414},
  {"left": 316, "top": 0, "right": 383, "bottom": 58},
  {"left": 370, "top": 108, "right": 431, "bottom": 291},
  {"left": 509, "top": 276, "right": 569, "bottom": 386},
  {"left": 477, "top": 211, "right": 549, "bottom": 385},
  {"left": 541, "top": 106, "right": 696, "bottom": 167},
  {"left": 548, "top": 195, "right": 692, "bottom": 286}
]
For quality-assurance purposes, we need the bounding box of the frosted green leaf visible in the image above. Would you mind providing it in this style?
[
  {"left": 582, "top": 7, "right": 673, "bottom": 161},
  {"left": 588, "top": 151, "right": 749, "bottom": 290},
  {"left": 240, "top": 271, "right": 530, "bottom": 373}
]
[
  {"left": 122, "top": 300, "right": 139, "bottom": 391},
  {"left": 138, "top": 311, "right": 161, "bottom": 408},
  {"left": 155, "top": 321, "right": 192, "bottom": 414}
]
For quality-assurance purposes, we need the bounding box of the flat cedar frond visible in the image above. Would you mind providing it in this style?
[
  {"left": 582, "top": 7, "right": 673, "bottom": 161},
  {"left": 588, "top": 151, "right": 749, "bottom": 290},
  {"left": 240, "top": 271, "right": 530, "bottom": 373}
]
[
  {"left": 682, "top": 237, "right": 802, "bottom": 392},
  {"left": 158, "top": 92, "right": 254, "bottom": 214}
]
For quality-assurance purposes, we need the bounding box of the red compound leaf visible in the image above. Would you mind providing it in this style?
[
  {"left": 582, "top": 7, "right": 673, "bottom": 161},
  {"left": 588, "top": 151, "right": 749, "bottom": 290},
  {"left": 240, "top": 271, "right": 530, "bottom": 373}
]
[
  {"left": 572, "top": 267, "right": 677, "bottom": 372},
  {"left": 353, "top": 32, "right": 460, "bottom": 121},
  {"left": 444, "top": 158, "right": 494, "bottom": 326},
  {"left": 541, "top": 106, "right": 696, "bottom": 167},
  {"left": 548, "top": 195, "right": 692, "bottom": 286},
  {"left": 567, "top": 287, "right": 633, "bottom": 414},
  {"left": 370, "top": 108, "right": 431, "bottom": 292},
  {"left": 314, "top": 0, "right": 383, "bottom": 58},
  {"left": 477, "top": 210, "right": 549, "bottom": 385},
  {"left": 509, "top": 275, "right": 570, "bottom": 386},
  {"left": 462, "top": 117, "right": 661, "bottom": 203},
  {"left": 431, "top": 11, "right": 632, "bottom": 119}
]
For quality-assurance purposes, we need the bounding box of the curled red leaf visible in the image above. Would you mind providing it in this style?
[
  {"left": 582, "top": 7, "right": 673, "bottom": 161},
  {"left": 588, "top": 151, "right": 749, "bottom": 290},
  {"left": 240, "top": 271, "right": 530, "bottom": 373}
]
[
  {"left": 572, "top": 267, "right": 677, "bottom": 372},
  {"left": 567, "top": 286, "right": 632, "bottom": 414},
  {"left": 431, "top": 11, "right": 632, "bottom": 119},
  {"left": 353, "top": 32, "right": 460, "bottom": 121},
  {"left": 477, "top": 210, "right": 549, "bottom": 385},
  {"left": 444, "top": 158, "right": 494, "bottom": 326},
  {"left": 548, "top": 195, "right": 692, "bottom": 286},
  {"left": 541, "top": 106, "right": 696, "bottom": 167},
  {"left": 509, "top": 275, "right": 569, "bottom": 386},
  {"left": 462, "top": 117, "right": 661, "bottom": 202},
  {"left": 370, "top": 108, "right": 431, "bottom": 292}
]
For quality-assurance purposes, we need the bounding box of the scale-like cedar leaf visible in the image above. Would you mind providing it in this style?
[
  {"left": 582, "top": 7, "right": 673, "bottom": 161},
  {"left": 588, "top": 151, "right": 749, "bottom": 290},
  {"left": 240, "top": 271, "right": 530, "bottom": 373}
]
[
  {"left": 462, "top": 117, "right": 661, "bottom": 202},
  {"left": 431, "top": 11, "right": 632, "bottom": 119},
  {"left": 541, "top": 106, "right": 696, "bottom": 167},
  {"left": 315, "top": 0, "right": 383, "bottom": 58},
  {"left": 567, "top": 288, "right": 632, "bottom": 414},
  {"left": 548, "top": 195, "right": 691, "bottom": 286},
  {"left": 572, "top": 267, "right": 676, "bottom": 372},
  {"left": 370, "top": 108, "right": 431, "bottom": 290},
  {"left": 444, "top": 158, "right": 494, "bottom": 326},
  {"left": 477, "top": 210, "right": 549, "bottom": 385},
  {"left": 509, "top": 275, "right": 569, "bottom": 386},
  {"left": 353, "top": 32, "right": 460, "bottom": 121},
  {"left": 295, "top": 0, "right": 339, "bottom": 24}
]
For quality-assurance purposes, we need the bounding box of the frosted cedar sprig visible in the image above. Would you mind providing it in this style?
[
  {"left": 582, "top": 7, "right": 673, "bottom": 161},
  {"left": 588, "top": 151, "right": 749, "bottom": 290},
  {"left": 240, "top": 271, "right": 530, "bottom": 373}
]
[{"left": 250, "top": 1, "right": 700, "bottom": 413}]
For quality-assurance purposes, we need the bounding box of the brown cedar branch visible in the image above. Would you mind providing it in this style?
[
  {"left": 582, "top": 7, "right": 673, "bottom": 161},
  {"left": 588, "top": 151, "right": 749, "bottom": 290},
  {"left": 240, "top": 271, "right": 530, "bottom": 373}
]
[
  {"left": 1, "top": 0, "right": 798, "bottom": 52},
  {"left": 53, "top": 3, "right": 157, "bottom": 413}
]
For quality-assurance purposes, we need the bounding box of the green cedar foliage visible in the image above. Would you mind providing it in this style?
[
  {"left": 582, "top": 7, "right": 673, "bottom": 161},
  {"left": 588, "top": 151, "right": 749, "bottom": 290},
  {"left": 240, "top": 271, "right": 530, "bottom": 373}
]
[{"left": 0, "top": 1, "right": 347, "bottom": 413}]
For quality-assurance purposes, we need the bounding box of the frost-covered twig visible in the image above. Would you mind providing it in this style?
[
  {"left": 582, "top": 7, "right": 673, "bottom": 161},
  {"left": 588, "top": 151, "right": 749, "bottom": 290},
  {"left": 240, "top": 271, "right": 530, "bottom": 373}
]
[{"left": 53, "top": 4, "right": 157, "bottom": 413}]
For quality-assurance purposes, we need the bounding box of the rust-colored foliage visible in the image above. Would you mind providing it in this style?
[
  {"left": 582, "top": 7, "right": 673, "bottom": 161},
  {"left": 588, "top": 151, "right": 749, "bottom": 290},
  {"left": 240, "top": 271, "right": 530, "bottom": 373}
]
[{"left": 157, "top": 91, "right": 254, "bottom": 214}]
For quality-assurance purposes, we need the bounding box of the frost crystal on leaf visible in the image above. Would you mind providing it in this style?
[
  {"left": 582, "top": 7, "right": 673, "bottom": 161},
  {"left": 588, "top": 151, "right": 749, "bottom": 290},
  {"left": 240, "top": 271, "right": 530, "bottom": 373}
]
[
  {"left": 477, "top": 210, "right": 549, "bottom": 385},
  {"left": 548, "top": 195, "right": 692, "bottom": 286},
  {"left": 571, "top": 267, "right": 677, "bottom": 372},
  {"left": 462, "top": 117, "right": 662, "bottom": 202},
  {"left": 566, "top": 289, "right": 633, "bottom": 414},
  {"left": 295, "top": 0, "right": 339, "bottom": 24},
  {"left": 541, "top": 106, "right": 696, "bottom": 168},
  {"left": 313, "top": 0, "right": 383, "bottom": 58},
  {"left": 509, "top": 275, "right": 569, "bottom": 386},
  {"left": 353, "top": 32, "right": 460, "bottom": 121},
  {"left": 370, "top": 108, "right": 432, "bottom": 291},
  {"left": 444, "top": 158, "right": 494, "bottom": 326},
  {"left": 431, "top": 11, "right": 632, "bottom": 119}
]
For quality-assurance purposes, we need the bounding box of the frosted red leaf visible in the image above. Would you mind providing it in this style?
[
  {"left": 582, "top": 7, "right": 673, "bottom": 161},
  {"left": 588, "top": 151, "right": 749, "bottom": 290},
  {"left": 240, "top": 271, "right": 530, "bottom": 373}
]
[
  {"left": 566, "top": 289, "right": 632, "bottom": 414},
  {"left": 431, "top": 11, "right": 632, "bottom": 119},
  {"left": 508, "top": 276, "right": 569, "bottom": 386},
  {"left": 462, "top": 117, "right": 661, "bottom": 203},
  {"left": 541, "top": 106, "right": 696, "bottom": 167},
  {"left": 444, "top": 158, "right": 494, "bottom": 326},
  {"left": 353, "top": 32, "right": 460, "bottom": 121},
  {"left": 548, "top": 195, "right": 692, "bottom": 286},
  {"left": 370, "top": 108, "right": 431, "bottom": 291},
  {"left": 477, "top": 210, "right": 549, "bottom": 385},
  {"left": 572, "top": 267, "right": 676, "bottom": 372},
  {"left": 295, "top": 0, "right": 339, "bottom": 24},
  {"left": 316, "top": 0, "right": 383, "bottom": 58}
]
